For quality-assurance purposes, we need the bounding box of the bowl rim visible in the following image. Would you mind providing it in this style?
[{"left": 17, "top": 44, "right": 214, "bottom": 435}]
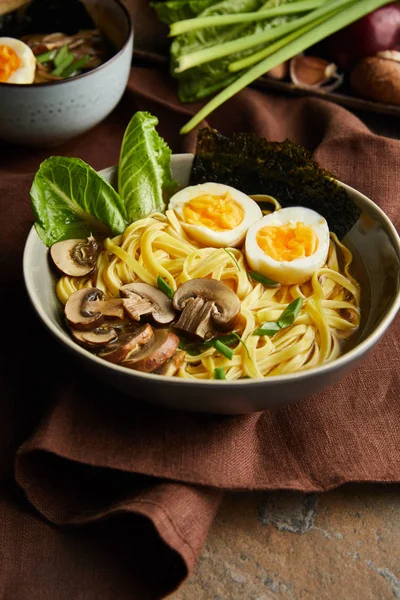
[
  {"left": 23, "top": 153, "right": 400, "bottom": 387},
  {"left": 0, "top": 0, "right": 133, "bottom": 89}
]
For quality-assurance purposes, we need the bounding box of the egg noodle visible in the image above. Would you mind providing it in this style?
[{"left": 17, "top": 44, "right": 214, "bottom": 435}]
[{"left": 56, "top": 203, "right": 361, "bottom": 380}]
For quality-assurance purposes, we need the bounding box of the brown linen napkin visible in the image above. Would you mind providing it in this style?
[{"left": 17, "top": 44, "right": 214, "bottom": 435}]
[{"left": 1, "top": 67, "right": 400, "bottom": 599}]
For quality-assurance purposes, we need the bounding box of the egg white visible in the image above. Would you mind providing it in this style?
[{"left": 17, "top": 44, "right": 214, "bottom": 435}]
[
  {"left": 167, "top": 182, "right": 263, "bottom": 248},
  {"left": 245, "top": 206, "right": 330, "bottom": 285},
  {"left": 0, "top": 37, "right": 36, "bottom": 84}
]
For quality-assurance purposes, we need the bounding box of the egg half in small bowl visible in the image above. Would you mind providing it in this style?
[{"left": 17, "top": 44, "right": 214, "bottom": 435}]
[
  {"left": 168, "top": 182, "right": 263, "bottom": 248},
  {"left": 0, "top": 37, "right": 36, "bottom": 84},
  {"left": 245, "top": 206, "right": 330, "bottom": 285}
]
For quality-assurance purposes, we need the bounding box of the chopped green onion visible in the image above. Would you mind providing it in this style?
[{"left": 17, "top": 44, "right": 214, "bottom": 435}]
[
  {"left": 59, "top": 54, "right": 90, "bottom": 78},
  {"left": 157, "top": 276, "right": 174, "bottom": 299},
  {"left": 52, "top": 53, "right": 74, "bottom": 76},
  {"left": 203, "top": 333, "right": 237, "bottom": 347},
  {"left": 180, "top": 0, "right": 391, "bottom": 134},
  {"left": 174, "top": 0, "right": 354, "bottom": 73},
  {"left": 248, "top": 271, "right": 280, "bottom": 287},
  {"left": 36, "top": 49, "right": 56, "bottom": 63},
  {"left": 253, "top": 322, "right": 281, "bottom": 337},
  {"left": 252, "top": 298, "right": 303, "bottom": 336},
  {"left": 229, "top": 7, "right": 340, "bottom": 73},
  {"left": 214, "top": 367, "right": 226, "bottom": 380},
  {"left": 277, "top": 297, "right": 303, "bottom": 329},
  {"left": 53, "top": 44, "right": 70, "bottom": 68},
  {"left": 213, "top": 339, "right": 234, "bottom": 360},
  {"left": 169, "top": 0, "right": 328, "bottom": 36},
  {"left": 223, "top": 248, "right": 241, "bottom": 271},
  {"left": 232, "top": 332, "right": 250, "bottom": 358}
]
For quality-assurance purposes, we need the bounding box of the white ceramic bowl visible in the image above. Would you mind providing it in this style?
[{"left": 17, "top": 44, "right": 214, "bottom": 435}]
[
  {"left": 23, "top": 154, "right": 400, "bottom": 414},
  {"left": 0, "top": 0, "right": 133, "bottom": 147}
]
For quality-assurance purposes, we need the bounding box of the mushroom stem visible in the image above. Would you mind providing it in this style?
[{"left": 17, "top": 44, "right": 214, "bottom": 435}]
[{"left": 174, "top": 296, "right": 215, "bottom": 339}]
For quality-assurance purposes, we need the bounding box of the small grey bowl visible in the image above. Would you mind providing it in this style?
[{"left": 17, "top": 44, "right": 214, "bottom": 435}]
[
  {"left": 23, "top": 154, "right": 400, "bottom": 414},
  {"left": 0, "top": 0, "right": 133, "bottom": 147}
]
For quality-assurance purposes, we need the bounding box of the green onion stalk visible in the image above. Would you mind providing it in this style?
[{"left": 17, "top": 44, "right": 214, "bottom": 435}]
[{"left": 177, "top": 0, "right": 393, "bottom": 134}]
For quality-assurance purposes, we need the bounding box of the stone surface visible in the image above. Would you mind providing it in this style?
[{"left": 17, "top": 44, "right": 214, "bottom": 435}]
[{"left": 170, "top": 485, "right": 400, "bottom": 600}]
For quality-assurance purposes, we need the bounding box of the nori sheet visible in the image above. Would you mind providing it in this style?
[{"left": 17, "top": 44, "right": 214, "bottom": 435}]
[{"left": 190, "top": 128, "right": 360, "bottom": 239}]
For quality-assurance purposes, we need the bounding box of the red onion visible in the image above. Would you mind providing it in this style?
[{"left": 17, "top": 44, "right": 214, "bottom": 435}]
[{"left": 316, "top": 1, "right": 400, "bottom": 70}]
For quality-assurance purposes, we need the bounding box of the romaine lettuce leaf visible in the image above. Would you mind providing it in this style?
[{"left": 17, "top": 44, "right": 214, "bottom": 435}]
[
  {"left": 30, "top": 156, "right": 128, "bottom": 247},
  {"left": 118, "top": 111, "right": 178, "bottom": 222},
  {"left": 151, "top": 0, "right": 218, "bottom": 24}
]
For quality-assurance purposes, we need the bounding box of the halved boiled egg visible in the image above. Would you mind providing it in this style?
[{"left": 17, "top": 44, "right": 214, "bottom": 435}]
[
  {"left": 0, "top": 37, "right": 36, "bottom": 84},
  {"left": 245, "top": 206, "right": 330, "bottom": 285},
  {"left": 168, "top": 182, "right": 262, "bottom": 248}
]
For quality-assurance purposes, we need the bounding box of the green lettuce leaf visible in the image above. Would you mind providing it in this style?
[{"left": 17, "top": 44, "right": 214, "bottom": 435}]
[
  {"left": 151, "top": 0, "right": 218, "bottom": 24},
  {"left": 118, "top": 111, "right": 178, "bottom": 222},
  {"left": 30, "top": 156, "right": 128, "bottom": 247},
  {"left": 169, "top": 0, "right": 298, "bottom": 103}
]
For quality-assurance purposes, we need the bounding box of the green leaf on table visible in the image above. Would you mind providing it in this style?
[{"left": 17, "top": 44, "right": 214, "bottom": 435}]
[
  {"left": 30, "top": 156, "right": 128, "bottom": 247},
  {"left": 118, "top": 111, "right": 178, "bottom": 222}
]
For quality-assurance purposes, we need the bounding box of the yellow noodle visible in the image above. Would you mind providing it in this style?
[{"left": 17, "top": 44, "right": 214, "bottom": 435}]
[{"left": 56, "top": 214, "right": 361, "bottom": 380}]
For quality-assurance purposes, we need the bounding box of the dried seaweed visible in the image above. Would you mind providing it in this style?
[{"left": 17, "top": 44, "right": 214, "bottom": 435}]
[{"left": 190, "top": 128, "right": 360, "bottom": 239}]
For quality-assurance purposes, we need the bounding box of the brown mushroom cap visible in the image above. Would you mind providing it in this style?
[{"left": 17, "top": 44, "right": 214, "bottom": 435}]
[
  {"left": 99, "top": 323, "right": 154, "bottom": 364},
  {"left": 122, "top": 329, "right": 180, "bottom": 373},
  {"left": 172, "top": 278, "right": 241, "bottom": 339},
  {"left": 50, "top": 236, "right": 100, "bottom": 277},
  {"left": 120, "top": 282, "right": 176, "bottom": 324},
  {"left": 65, "top": 288, "right": 106, "bottom": 331},
  {"left": 350, "top": 56, "right": 400, "bottom": 105}
]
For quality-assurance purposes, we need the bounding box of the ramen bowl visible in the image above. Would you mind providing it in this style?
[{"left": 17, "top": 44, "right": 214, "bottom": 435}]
[
  {"left": 0, "top": 0, "right": 133, "bottom": 147},
  {"left": 23, "top": 154, "right": 400, "bottom": 414}
]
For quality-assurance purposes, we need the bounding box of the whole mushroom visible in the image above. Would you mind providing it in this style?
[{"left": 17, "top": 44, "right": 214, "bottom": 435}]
[{"left": 350, "top": 51, "right": 400, "bottom": 105}]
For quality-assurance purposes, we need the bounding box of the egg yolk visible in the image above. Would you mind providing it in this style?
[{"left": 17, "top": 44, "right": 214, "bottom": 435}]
[
  {"left": 0, "top": 45, "right": 21, "bottom": 82},
  {"left": 183, "top": 193, "right": 244, "bottom": 231},
  {"left": 256, "top": 222, "right": 318, "bottom": 261}
]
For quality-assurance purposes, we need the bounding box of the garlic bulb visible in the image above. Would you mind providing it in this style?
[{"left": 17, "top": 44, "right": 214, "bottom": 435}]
[{"left": 289, "top": 55, "right": 343, "bottom": 92}]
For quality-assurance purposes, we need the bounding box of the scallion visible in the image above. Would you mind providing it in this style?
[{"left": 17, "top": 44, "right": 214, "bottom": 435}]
[
  {"left": 213, "top": 339, "right": 234, "bottom": 360},
  {"left": 157, "top": 276, "right": 174, "bottom": 299},
  {"left": 223, "top": 248, "right": 241, "bottom": 271},
  {"left": 252, "top": 298, "right": 303, "bottom": 337},
  {"left": 180, "top": 0, "right": 392, "bottom": 133},
  {"left": 175, "top": 0, "right": 355, "bottom": 73},
  {"left": 36, "top": 49, "right": 56, "bottom": 64},
  {"left": 253, "top": 322, "right": 281, "bottom": 337},
  {"left": 169, "top": 0, "right": 328, "bottom": 36},
  {"left": 59, "top": 54, "right": 90, "bottom": 78},
  {"left": 214, "top": 367, "right": 226, "bottom": 379},
  {"left": 248, "top": 271, "right": 280, "bottom": 287},
  {"left": 277, "top": 297, "right": 303, "bottom": 328}
]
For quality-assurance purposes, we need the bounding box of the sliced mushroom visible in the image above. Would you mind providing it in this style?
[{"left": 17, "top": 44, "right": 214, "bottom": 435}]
[
  {"left": 64, "top": 288, "right": 125, "bottom": 330},
  {"left": 65, "top": 288, "right": 105, "bottom": 330},
  {"left": 172, "top": 278, "right": 241, "bottom": 340},
  {"left": 122, "top": 330, "right": 180, "bottom": 373},
  {"left": 71, "top": 326, "right": 118, "bottom": 348},
  {"left": 155, "top": 350, "right": 186, "bottom": 377},
  {"left": 120, "top": 282, "right": 176, "bottom": 324},
  {"left": 50, "top": 235, "right": 100, "bottom": 277},
  {"left": 85, "top": 299, "right": 125, "bottom": 320},
  {"left": 99, "top": 323, "right": 154, "bottom": 364}
]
